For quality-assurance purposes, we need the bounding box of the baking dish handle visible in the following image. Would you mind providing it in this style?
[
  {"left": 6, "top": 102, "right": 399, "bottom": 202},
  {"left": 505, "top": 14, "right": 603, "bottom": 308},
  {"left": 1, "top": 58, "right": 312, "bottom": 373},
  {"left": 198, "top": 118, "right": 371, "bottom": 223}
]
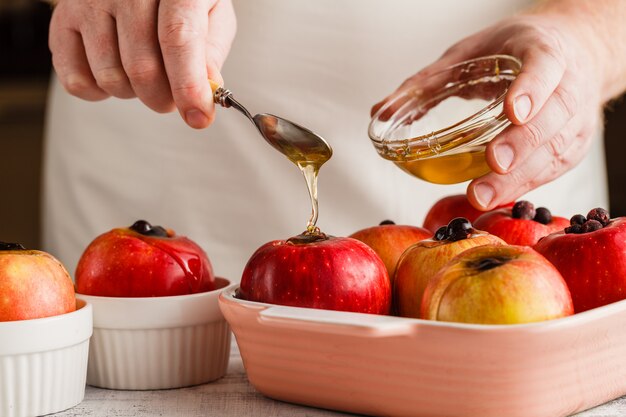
[{"left": 258, "top": 306, "right": 416, "bottom": 337}]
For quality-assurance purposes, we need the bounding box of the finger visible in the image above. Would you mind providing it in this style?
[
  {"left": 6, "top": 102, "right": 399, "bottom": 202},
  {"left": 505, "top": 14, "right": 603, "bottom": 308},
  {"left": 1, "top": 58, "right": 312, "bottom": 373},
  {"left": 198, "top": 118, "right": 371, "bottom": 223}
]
[
  {"left": 49, "top": 7, "right": 108, "bottom": 101},
  {"left": 80, "top": 10, "right": 135, "bottom": 99},
  {"left": 485, "top": 75, "right": 579, "bottom": 174},
  {"left": 158, "top": 0, "right": 214, "bottom": 129},
  {"left": 205, "top": 0, "right": 236, "bottom": 84},
  {"left": 468, "top": 124, "right": 583, "bottom": 209},
  {"left": 504, "top": 37, "right": 566, "bottom": 125},
  {"left": 118, "top": 1, "right": 175, "bottom": 113}
]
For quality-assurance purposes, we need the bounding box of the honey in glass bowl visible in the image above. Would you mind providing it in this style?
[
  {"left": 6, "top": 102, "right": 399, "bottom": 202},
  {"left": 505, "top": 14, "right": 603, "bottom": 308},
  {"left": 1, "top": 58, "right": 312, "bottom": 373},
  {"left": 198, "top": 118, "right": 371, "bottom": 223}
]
[{"left": 368, "top": 55, "right": 521, "bottom": 184}]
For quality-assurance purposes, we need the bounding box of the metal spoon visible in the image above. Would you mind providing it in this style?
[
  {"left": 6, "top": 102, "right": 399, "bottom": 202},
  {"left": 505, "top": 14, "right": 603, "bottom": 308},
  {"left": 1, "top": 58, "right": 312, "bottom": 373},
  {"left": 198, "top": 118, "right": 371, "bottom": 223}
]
[{"left": 210, "top": 81, "right": 333, "bottom": 166}]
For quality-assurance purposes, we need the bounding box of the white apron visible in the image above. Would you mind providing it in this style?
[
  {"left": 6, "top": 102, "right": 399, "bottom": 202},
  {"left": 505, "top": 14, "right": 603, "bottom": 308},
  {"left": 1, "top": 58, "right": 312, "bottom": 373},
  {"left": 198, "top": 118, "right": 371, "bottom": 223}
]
[{"left": 43, "top": 0, "right": 608, "bottom": 280}]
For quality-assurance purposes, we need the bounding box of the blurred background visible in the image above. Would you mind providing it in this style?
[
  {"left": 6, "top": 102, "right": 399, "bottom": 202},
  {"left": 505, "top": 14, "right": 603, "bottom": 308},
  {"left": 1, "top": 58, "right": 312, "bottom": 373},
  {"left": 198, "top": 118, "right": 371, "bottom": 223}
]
[{"left": 0, "top": 1, "right": 625, "bottom": 250}]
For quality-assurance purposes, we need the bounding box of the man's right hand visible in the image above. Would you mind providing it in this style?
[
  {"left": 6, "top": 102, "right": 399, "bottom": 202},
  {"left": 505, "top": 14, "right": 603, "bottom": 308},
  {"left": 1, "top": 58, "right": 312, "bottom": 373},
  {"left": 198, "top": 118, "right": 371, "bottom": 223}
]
[{"left": 49, "top": 0, "right": 236, "bottom": 129}]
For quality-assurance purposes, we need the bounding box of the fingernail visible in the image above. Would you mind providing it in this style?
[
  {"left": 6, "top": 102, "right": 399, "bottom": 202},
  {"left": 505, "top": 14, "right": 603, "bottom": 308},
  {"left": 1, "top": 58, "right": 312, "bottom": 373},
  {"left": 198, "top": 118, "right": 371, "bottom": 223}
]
[
  {"left": 494, "top": 144, "right": 515, "bottom": 171},
  {"left": 185, "top": 109, "right": 209, "bottom": 128},
  {"left": 514, "top": 95, "right": 532, "bottom": 122},
  {"left": 474, "top": 183, "right": 495, "bottom": 208}
]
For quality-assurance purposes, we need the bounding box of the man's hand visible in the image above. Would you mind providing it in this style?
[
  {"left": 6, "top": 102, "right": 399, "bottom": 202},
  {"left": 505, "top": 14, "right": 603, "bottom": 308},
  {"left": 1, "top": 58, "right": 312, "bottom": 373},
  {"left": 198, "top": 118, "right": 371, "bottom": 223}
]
[{"left": 49, "top": 0, "right": 236, "bottom": 129}]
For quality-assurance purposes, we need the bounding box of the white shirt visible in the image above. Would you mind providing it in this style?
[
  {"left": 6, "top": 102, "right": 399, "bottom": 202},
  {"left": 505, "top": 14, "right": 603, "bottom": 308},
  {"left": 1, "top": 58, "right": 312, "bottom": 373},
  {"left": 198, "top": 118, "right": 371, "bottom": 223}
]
[{"left": 43, "top": 0, "right": 608, "bottom": 280}]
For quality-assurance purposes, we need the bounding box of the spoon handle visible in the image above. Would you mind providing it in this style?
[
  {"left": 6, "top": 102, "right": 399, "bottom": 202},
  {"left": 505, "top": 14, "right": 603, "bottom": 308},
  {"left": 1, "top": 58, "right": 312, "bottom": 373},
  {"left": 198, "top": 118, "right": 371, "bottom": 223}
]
[{"left": 209, "top": 80, "right": 255, "bottom": 122}]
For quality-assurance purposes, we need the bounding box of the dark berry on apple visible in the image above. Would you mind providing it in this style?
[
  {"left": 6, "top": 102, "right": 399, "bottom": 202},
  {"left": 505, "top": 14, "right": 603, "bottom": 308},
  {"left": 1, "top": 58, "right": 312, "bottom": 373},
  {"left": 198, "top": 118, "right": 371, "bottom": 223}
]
[
  {"left": 446, "top": 217, "right": 472, "bottom": 242},
  {"left": 147, "top": 225, "right": 169, "bottom": 237},
  {"left": 570, "top": 214, "right": 586, "bottom": 226},
  {"left": 379, "top": 220, "right": 395, "bottom": 225},
  {"left": 0, "top": 241, "right": 25, "bottom": 251},
  {"left": 130, "top": 220, "right": 152, "bottom": 234},
  {"left": 434, "top": 226, "right": 447, "bottom": 241},
  {"left": 586, "top": 208, "right": 610, "bottom": 227},
  {"left": 533, "top": 207, "right": 552, "bottom": 225},
  {"left": 565, "top": 224, "right": 583, "bottom": 234},
  {"left": 581, "top": 219, "right": 603, "bottom": 233},
  {"left": 512, "top": 201, "right": 535, "bottom": 220}
]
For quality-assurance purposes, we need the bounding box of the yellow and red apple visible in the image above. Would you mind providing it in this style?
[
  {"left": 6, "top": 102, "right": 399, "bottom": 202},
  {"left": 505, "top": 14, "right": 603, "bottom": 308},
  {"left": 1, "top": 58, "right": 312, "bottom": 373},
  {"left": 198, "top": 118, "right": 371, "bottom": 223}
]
[
  {"left": 421, "top": 244, "right": 574, "bottom": 324},
  {"left": 349, "top": 220, "right": 431, "bottom": 283},
  {"left": 0, "top": 242, "right": 76, "bottom": 322},
  {"left": 394, "top": 218, "right": 505, "bottom": 318},
  {"left": 75, "top": 220, "right": 215, "bottom": 297}
]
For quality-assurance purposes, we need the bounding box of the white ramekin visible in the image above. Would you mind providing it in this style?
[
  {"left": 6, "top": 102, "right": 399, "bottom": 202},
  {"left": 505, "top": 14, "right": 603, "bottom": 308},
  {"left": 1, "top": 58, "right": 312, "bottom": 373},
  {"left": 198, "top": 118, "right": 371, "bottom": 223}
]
[
  {"left": 78, "top": 277, "right": 233, "bottom": 390},
  {"left": 0, "top": 299, "right": 92, "bottom": 417}
]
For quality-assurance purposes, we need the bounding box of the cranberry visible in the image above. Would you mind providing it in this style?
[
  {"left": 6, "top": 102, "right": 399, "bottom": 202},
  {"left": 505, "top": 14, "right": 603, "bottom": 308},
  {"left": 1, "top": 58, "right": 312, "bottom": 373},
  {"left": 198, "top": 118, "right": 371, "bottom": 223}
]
[
  {"left": 512, "top": 201, "right": 536, "bottom": 220},
  {"left": 586, "top": 208, "right": 610, "bottom": 227},
  {"left": 533, "top": 207, "right": 552, "bottom": 225},
  {"left": 434, "top": 226, "right": 447, "bottom": 241},
  {"left": 379, "top": 220, "right": 395, "bottom": 225},
  {"left": 581, "top": 219, "right": 603, "bottom": 233},
  {"left": 570, "top": 214, "right": 586, "bottom": 226},
  {"left": 446, "top": 217, "right": 473, "bottom": 242}
]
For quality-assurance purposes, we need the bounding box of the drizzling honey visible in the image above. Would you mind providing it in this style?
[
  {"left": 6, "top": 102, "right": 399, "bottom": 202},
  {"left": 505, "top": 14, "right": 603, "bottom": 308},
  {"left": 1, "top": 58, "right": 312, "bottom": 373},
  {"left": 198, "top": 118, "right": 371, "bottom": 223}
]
[{"left": 280, "top": 144, "right": 330, "bottom": 233}]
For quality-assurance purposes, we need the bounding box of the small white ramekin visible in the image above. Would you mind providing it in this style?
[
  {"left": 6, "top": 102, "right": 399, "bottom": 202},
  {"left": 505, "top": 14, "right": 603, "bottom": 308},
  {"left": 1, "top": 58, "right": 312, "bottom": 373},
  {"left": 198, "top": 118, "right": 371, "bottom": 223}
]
[
  {"left": 0, "top": 299, "right": 92, "bottom": 417},
  {"left": 78, "top": 277, "right": 233, "bottom": 390}
]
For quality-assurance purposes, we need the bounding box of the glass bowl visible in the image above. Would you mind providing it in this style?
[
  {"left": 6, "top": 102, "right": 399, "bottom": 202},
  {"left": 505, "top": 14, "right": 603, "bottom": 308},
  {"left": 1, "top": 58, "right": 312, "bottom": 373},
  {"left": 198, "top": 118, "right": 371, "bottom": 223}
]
[{"left": 368, "top": 55, "right": 522, "bottom": 184}]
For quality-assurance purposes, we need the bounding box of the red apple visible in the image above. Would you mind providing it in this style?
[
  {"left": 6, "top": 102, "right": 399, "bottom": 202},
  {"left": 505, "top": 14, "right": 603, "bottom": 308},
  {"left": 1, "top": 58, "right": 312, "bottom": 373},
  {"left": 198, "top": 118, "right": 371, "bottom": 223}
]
[
  {"left": 239, "top": 231, "right": 391, "bottom": 314},
  {"left": 421, "top": 244, "right": 574, "bottom": 324},
  {"left": 75, "top": 220, "right": 215, "bottom": 297},
  {"left": 474, "top": 201, "right": 569, "bottom": 246},
  {"left": 423, "top": 195, "right": 514, "bottom": 233},
  {"left": 534, "top": 208, "right": 626, "bottom": 312},
  {"left": 0, "top": 242, "right": 76, "bottom": 322},
  {"left": 394, "top": 218, "right": 505, "bottom": 318},
  {"left": 349, "top": 220, "right": 431, "bottom": 283}
]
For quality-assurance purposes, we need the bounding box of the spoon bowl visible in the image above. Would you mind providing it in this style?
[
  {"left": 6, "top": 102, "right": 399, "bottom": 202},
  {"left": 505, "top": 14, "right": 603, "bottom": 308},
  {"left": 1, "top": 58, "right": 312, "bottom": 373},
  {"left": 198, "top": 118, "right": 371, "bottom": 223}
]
[
  {"left": 252, "top": 114, "right": 333, "bottom": 165},
  {"left": 211, "top": 81, "right": 333, "bottom": 167}
]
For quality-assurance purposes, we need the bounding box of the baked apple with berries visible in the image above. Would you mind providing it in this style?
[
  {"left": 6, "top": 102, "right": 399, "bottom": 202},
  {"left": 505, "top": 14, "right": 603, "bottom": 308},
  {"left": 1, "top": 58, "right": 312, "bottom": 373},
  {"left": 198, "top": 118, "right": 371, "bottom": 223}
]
[
  {"left": 75, "top": 220, "right": 215, "bottom": 297},
  {"left": 394, "top": 218, "right": 505, "bottom": 318},
  {"left": 535, "top": 208, "right": 626, "bottom": 312},
  {"left": 239, "top": 229, "right": 391, "bottom": 314},
  {"left": 474, "top": 200, "right": 569, "bottom": 246},
  {"left": 421, "top": 244, "right": 573, "bottom": 324}
]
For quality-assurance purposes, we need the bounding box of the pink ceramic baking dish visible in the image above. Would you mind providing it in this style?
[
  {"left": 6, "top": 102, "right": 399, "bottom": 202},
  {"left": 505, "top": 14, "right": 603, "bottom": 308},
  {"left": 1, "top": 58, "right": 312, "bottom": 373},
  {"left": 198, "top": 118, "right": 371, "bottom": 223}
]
[{"left": 219, "top": 286, "right": 626, "bottom": 417}]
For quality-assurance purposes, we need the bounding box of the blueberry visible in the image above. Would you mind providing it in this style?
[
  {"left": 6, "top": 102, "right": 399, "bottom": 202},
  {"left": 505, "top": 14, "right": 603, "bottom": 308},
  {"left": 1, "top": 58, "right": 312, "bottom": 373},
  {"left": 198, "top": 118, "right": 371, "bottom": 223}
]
[
  {"left": 512, "top": 201, "right": 536, "bottom": 220},
  {"left": 130, "top": 220, "right": 152, "bottom": 235},
  {"left": 379, "top": 220, "right": 395, "bottom": 225},
  {"left": 570, "top": 214, "right": 586, "bottom": 226},
  {"left": 533, "top": 207, "right": 552, "bottom": 225},
  {"left": 446, "top": 217, "right": 473, "bottom": 242},
  {"left": 434, "top": 226, "right": 447, "bottom": 241},
  {"left": 581, "top": 219, "right": 603, "bottom": 233},
  {"left": 565, "top": 224, "right": 583, "bottom": 234},
  {"left": 586, "top": 208, "right": 610, "bottom": 227},
  {"left": 0, "top": 242, "right": 25, "bottom": 251}
]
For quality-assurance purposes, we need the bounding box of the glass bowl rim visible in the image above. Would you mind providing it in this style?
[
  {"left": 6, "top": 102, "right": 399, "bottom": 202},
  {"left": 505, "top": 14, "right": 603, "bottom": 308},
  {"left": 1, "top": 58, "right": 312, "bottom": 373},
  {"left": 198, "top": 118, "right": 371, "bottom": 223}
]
[{"left": 368, "top": 54, "right": 522, "bottom": 147}]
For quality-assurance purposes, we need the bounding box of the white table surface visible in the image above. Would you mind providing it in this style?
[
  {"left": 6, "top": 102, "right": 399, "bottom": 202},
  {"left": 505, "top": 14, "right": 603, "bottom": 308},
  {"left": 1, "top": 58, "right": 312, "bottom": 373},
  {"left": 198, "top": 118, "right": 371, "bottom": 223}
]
[{"left": 54, "top": 339, "right": 626, "bottom": 417}]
